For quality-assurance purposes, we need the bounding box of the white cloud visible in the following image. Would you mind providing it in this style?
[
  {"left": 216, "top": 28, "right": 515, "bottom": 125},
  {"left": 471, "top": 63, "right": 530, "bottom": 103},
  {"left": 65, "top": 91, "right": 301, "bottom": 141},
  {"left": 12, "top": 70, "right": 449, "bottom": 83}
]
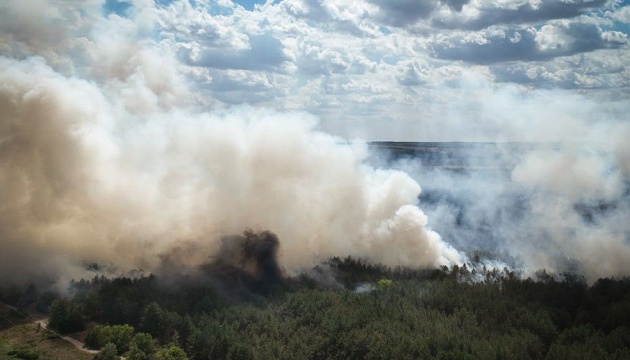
[
  {"left": 608, "top": 5, "right": 630, "bottom": 23},
  {"left": 2, "top": 0, "right": 625, "bottom": 141},
  {"left": 431, "top": 18, "right": 626, "bottom": 64}
]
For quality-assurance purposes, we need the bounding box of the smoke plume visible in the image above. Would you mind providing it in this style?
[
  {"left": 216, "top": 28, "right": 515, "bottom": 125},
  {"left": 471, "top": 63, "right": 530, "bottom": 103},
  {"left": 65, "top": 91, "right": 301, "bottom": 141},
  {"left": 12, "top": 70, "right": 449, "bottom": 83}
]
[{"left": 0, "top": 2, "right": 461, "bottom": 289}]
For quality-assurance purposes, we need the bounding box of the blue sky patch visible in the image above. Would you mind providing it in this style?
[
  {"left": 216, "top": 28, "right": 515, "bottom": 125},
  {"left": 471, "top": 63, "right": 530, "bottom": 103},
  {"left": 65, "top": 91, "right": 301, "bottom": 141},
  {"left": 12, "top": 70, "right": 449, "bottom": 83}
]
[
  {"left": 103, "top": 0, "right": 132, "bottom": 17},
  {"left": 234, "top": 0, "right": 270, "bottom": 11}
]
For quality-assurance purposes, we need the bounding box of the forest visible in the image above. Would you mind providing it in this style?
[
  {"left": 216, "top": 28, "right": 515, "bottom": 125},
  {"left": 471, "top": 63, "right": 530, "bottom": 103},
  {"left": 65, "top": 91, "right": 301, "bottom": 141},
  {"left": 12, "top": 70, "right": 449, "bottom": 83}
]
[{"left": 2, "top": 251, "right": 630, "bottom": 360}]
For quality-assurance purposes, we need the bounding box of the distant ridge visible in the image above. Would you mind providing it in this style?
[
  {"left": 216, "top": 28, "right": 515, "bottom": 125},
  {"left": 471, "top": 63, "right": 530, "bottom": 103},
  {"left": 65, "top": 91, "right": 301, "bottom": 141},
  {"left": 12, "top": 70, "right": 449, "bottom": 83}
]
[{"left": 366, "top": 141, "right": 561, "bottom": 170}]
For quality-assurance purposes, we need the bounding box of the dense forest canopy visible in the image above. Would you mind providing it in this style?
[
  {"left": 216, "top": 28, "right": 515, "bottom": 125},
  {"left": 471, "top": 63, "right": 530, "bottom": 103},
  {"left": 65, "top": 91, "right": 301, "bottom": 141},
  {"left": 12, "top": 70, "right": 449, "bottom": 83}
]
[{"left": 2, "top": 251, "right": 630, "bottom": 360}]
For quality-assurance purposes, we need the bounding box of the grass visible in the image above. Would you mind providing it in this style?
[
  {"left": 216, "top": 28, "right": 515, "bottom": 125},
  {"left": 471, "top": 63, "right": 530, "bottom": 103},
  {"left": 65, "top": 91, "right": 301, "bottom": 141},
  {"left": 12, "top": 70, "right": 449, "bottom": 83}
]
[{"left": 0, "top": 323, "right": 92, "bottom": 360}]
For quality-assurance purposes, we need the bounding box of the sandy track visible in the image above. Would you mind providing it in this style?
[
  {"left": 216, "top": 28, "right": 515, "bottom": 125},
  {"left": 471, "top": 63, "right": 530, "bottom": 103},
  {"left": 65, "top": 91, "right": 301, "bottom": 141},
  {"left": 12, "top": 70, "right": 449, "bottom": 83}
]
[
  {"left": 1, "top": 302, "right": 98, "bottom": 355},
  {"left": 34, "top": 318, "right": 99, "bottom": 355}
]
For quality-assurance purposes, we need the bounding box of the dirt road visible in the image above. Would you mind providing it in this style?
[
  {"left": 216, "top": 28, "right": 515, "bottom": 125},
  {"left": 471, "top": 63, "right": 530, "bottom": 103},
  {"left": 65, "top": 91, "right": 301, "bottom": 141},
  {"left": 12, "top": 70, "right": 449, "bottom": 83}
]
[
  {"left": 1, "top": 302, "right": 98, "bottom": 355},
  {"left": 34, "top": 318, "right": 99, "bottom": 355}
]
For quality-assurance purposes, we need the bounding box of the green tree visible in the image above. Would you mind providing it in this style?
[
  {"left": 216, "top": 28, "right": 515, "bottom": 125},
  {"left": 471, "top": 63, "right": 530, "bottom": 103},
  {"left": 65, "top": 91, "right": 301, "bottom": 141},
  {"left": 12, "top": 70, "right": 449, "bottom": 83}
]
[
  {"left": 85, "top": 326, "right": 103, "bottom": 349},
  {"left": 153, "top": 345, "right": 187, "bottom": 360},
  {"left": 94, "top": 342, "right": 118, "bottom": 360},
  {"left": 85, "top": 324, "right": 134, "bottom": 355},
  {"left": 48, "top": 297, "right": 84, "bottom": 333},
  {"left": 126, "top": 333, "right": 157, "bottom": 360},
  {"left": 102, "top": 324, "right": 134, "bottom": 355},
  {"left": 140, "top": 302, "right": 163, "bottom": 339}
]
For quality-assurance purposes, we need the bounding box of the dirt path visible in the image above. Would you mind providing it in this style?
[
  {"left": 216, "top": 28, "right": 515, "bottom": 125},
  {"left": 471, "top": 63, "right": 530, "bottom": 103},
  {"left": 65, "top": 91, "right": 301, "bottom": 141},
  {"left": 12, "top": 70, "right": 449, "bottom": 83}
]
[
  {"left": 34, "top": 318, "right": 99, "bottom": 355},
  {"left": 1, "top": 302, "right": 98, "bottom": 355}
]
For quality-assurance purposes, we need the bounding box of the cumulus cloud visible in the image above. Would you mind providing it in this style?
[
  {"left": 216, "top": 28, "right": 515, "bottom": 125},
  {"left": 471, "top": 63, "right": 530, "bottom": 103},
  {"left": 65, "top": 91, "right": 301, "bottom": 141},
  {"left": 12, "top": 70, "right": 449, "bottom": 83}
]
[
  {"left": 431, "top": 20, "right": 627, "bottom": 64},
  {"left": 492, "top": 49, "right": 630, "bottom": 89},
  {"left": 433, "top": 0, "right": 608, "bottom": 30},
  {"left": 367, "top": 0, "right": 438, "bottom": 26},
  {"left": 93, "top": 0, "right": 626, "bottom": 139}
]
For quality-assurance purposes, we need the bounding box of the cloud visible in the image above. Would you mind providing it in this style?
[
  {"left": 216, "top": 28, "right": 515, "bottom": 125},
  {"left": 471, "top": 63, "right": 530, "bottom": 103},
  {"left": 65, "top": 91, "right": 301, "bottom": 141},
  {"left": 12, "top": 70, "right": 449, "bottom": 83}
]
[
  {"left": 433, "top": 0, "right": 608, "bottom": 30},
  {"left": 183, "top": 33, "right": 289, "bottom": 71},
  {"left": 431, "top": 20, "right": 627, "bottom": 64},
  {"left": 491, "top": 49, "right": 630, "bottom": 89},
  {"left": 395, "top": 59, "right": 430, "bottom": 86},
  {"left": 365, "top": 0, "right": 608, "bottom": 31},
  {"left": 367, "top": 0, "right": 437, "bottom": 27},
  {"left": 158, "top": 1, "right": 291, "bottom": 71},
  {"left": 608, "top": 5, "right": 630, "bottom": 23},
  {"left": 115, "top": 0, "right": 628, "bottom": 138}
]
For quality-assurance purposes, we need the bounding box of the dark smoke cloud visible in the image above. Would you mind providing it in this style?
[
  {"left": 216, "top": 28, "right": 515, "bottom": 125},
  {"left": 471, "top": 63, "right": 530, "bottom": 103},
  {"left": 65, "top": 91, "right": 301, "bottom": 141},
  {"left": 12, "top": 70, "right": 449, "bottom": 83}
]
[
  {"left": 203, "top": 230, "right": 284, "bottom": 290},
  {"left": 153, "top": 230, "right": 285, "bottom": 297}
]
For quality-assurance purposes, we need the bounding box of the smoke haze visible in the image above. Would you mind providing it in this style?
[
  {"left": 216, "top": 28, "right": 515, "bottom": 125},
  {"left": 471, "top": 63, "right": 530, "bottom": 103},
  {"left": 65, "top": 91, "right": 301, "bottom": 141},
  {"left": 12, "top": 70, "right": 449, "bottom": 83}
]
[
  {"left": 379, "top": 140, "right": 630, "bottom": 283},
  {"left": 1, "top": 0, "right": 629, "bottom": 289}
]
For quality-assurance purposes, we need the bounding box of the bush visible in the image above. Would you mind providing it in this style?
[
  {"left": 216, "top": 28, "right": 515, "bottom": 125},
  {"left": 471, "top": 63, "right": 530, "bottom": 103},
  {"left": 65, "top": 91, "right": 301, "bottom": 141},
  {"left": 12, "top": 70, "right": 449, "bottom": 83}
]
[
  {"left": 94, "top": 343, "right": 118, "bottom": 360},
  {"left": 7, "top": 348, "right": 40, "bottom": 360},
  {"left": 153, "top": 345, "right": 187, "bottom": 360}
]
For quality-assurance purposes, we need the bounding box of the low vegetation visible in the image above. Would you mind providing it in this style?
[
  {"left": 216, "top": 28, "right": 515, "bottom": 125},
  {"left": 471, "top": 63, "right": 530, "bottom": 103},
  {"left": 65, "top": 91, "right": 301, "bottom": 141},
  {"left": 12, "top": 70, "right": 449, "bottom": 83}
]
[{"left": 0, "top": 323, "right": 92, "bottom": 360}]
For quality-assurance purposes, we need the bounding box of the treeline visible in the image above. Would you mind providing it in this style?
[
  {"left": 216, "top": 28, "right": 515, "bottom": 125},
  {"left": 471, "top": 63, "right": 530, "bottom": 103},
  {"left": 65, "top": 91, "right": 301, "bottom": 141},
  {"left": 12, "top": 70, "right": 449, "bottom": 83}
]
[{"left": 4, "top": 257, "right": 630, "bottom": 359}]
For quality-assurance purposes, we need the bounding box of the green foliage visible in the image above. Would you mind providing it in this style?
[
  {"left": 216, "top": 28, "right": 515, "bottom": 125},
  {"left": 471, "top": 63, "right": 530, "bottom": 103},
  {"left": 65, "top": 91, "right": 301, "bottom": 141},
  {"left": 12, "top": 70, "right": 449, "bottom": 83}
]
[
  {"left": 93, "top": 342, "right": 118, "bottom": 360},
  {"left": 153, "top": 345, "right": 187, "bottom": 360},
  {"left": 139, "top": 302, "right": 192, "bottom": 346},
  {"left": 139, "top": 303, "right": 163, "bottom": 339},
  {"left": 47, "top": 297, "right": 85, "bottom": 333},
  {"left": 84, "top": 324, "right": 134, "bottom": 355},
  {"left": 7, "top": 348, "right": 41, "bottom": 360},
  {"left": 125, "top": 332, "right": 157, "bottom": 360},
  {"left": 56, "top": 258, "right": 630, "bottom": 360}
]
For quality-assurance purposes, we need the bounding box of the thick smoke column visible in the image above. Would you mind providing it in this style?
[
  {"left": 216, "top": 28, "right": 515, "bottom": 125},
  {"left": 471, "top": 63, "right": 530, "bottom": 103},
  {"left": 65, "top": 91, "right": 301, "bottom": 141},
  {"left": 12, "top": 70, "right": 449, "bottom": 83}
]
[
  {"left": 0, "top": 1, "right": 461, "bottom": 288},
  {"left": 200, "top": 230, "right": 284, "bottom": 293}
]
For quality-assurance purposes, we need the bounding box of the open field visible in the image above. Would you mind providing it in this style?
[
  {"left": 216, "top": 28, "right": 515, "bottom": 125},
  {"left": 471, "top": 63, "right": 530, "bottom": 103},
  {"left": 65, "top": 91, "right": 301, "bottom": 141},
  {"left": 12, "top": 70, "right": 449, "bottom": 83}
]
[{"left": 0, "top": 305, "right": 91, "bottom": 360}]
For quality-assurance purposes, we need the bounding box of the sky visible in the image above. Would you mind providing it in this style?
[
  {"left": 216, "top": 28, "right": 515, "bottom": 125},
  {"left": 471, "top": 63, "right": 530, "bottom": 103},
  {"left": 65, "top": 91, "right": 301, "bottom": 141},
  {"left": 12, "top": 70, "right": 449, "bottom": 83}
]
[{"left": 3, "top": 0, "right": 629, "bottom": 141}]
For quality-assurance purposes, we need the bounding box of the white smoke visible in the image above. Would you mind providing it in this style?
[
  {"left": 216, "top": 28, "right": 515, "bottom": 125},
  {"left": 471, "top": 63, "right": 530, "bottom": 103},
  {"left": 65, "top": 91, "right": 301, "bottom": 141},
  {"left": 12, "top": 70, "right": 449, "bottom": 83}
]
[
  {"left": 0, "top": 1, "right": 461, "bottom": 288},
  {"left": 386, "top": 104, "right": 630, "bottom": 283}
]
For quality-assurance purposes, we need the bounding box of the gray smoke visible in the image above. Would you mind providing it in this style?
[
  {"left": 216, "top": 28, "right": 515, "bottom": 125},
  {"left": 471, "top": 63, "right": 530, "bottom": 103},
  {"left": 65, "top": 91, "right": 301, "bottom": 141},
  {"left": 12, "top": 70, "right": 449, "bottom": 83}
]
[{"left": 380, "top": 133, "right": 630, "bottom": 283}]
